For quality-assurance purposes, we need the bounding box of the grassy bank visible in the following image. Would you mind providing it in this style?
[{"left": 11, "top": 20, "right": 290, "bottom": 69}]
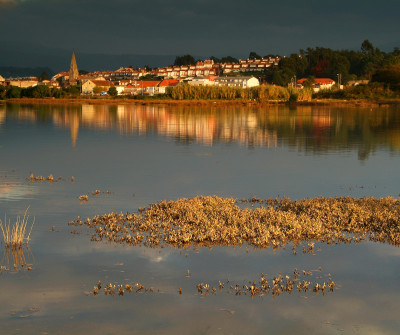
[{"left": 3, "top": 83, "right": 400, "bottom": 107}]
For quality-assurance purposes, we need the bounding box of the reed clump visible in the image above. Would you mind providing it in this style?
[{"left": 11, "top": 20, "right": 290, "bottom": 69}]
[
  {"left": 0, "top": 208, "right": 35, "bottom": 247},
  {"left": 166, "top": 84, "right": 311, "bottom": 102},
  {"left": 69, "top": 195, "right": 400, "bottom": 250}
]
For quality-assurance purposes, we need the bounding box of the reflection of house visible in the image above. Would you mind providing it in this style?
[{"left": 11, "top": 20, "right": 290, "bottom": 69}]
[
  {"left": 82, "top": 79, "right": 114, "bottom": 95},
  {"left": 297, "top": 78, "right": 335, "bottom": 92},
  {"left": 0, "top": 108, "right": 5, "bottom": 125},
  {"left": 214, "top": 76, "right": 260, "bottom": 88}
]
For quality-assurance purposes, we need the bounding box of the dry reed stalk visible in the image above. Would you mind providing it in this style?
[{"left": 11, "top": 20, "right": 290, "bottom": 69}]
[{"left": 0, "top": 208, "right": 35, "bottom": 247}]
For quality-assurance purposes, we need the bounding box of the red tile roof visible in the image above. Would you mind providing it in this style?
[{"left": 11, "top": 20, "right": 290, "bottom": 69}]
[
  {"left": 298, "top": 78, "right": 335, "bottom": 84},
  {"left": 159, "top": 79, "right": 179, "bottom": 87},
  {"left": 131, "top": 80, "right": 161, "bottom": 88}
]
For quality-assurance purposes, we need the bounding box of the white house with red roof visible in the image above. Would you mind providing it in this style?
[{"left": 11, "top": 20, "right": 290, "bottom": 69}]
[
  {"left": 158, "top": 79, "right": 179, "bottom": 94},
  {"left": 297, "top": 78, "right": 336, "bottom": 91}
]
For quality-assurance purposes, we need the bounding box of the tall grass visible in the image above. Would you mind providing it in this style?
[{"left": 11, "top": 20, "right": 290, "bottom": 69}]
[
  {"left": 0, "top": 208, "right": 35, "bottom": 247},
  {"left": 166, "top": 84, "right": 312, "bottom": 102}
]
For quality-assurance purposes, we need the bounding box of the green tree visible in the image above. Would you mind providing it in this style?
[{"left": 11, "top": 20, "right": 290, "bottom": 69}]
[
  {"left": 32, "top": 85, "right": 51, "bottom": 98},
  {"left": 278, "top": 53, "right": 308, "bottom": 78},
  {"left": 174, "top": 55, "right": 196, "bottom": 66},
  {"left": 220, "top": 56, "right": 239, "bottom": 63},
  {"left": 6, "top": 86, "right": 22, "bottom": 98},
  {"left": 371, "top": 63, "right": 400, "bottom": 90},
  {"left": 52, "top": 89, "right": 65, "bottom": 98},
  {"left": 108, "top": 86, "right": 118, "bottom": 97},
  {"left": 249, "top": 51, "right": 261, "bottom": 60},
  {"left": 210, "top": 56, "right": 220, "bottom": 63},
  {"left": 38, "top": 72, "right": 49, "bottom": 82},
  {"left": 302, "top": 76, "right": 316, "bottom": 88},
  {"left": 0, "top": 85, "right": 6, "bottom": 99},
  {"left": 361, "top": 39, "right": 374, "bottom": 54}
]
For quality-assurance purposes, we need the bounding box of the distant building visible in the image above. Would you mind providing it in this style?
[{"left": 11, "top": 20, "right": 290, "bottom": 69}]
[
  {"left": 214, "top": 76, "right": 260, "bottom": 88},
  {"left": 188, "top": 76, "right": 217, "bottom": 86},
  {"left": 37, "top": 80, "right": 60, "bottom": 88},
  {"left": 69, "top": 50, "right": 79, "bottom": 84},
  {"left": 6, "top": 77, "right": 39, "bottom": 88},
  {"left": 0, "top": 75, "right": 5, "bottom": 83}
]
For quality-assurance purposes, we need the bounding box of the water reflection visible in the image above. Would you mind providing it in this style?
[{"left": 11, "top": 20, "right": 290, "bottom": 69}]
[
  {"left": 0, "top": 246, "right": 34, "bottom": 273},
  {"left": 0, "top": 184, "right": 35, "bottom": 201},
  {"left": 0, "top": 104, "right": 5, "bottom": 126},
  {"left": 3, "top": 103, "right": 400, "bottom": 159}
]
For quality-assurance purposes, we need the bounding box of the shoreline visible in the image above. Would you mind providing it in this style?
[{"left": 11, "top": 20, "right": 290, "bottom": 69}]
[{"left": 3, "top": 97, "right": 400, "bottom": 107}]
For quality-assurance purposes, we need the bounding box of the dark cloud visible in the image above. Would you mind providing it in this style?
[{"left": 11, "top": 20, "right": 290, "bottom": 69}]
[{"left": 0, "top": 0, "right": 399, "bottom": 68}]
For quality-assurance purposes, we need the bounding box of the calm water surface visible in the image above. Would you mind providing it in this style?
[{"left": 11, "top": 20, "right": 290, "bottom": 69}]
[{"left": 0, "top": 102, "right": 400, "bottom": 334}]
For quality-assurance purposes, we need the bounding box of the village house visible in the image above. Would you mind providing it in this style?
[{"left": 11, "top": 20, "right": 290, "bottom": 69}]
[
  {"left": 297, "top": 78, "right": 336, "bottom": 91},
  {"left": 156, "top": 60, "right": 219, "bottom": 79},
  {"left": 108, "top": 67, "right": 143, "bottom": 80},
  {"left": 221, "top": 57, "right": 280, "bottom": 73},
  {"left": 214, "top": 76, "right": 260, "bottom": 88},
  {"left": 0, "top": 75, "right": 5, "bottom": 84},
  {"left": 82, "top": 79, "right": 114, "bottom": 95},
  {"left": 79, "top": 72, "right": 107, "bottom": 81},
  {"left": 123, "top": 79, "right": 179, "bottom": 95},
  {"left": 158, "top": 79, "right": 179, "bottom": 94},
  {"left": 123, "top": 80, "right": 161, "bottom": 95},
  {"left": 5, "top": 77, "right": 39, "bottom": 88},
  {"left": 188, "top": 76, "right": 217, "bottom": 86},
  {"left": 51, "top": 72, "right": 69, "bottom": 85},
  {"left": 37, "top": 80, "right": 60, "bottom": 88}
]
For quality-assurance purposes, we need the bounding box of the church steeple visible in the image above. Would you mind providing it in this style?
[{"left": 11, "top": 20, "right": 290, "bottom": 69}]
[{"left": 69, "top": 50, "right": 79, "bottom": 84}]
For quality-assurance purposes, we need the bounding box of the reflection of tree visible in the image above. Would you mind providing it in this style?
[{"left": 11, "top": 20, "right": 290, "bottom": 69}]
[
  {"left": 0, "top": 246, "right": 34, "bottom": 273},
  {"left": 258, "top": 107, "right": 400, "bottom": 158},
  {"left": 4, "top": 103, "right": 400, "bottom": 159}
]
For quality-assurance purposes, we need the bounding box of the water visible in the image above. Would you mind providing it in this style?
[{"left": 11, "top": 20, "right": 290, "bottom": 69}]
[{"left": 0, "top": 102, "right": 400, "bottom": 334}]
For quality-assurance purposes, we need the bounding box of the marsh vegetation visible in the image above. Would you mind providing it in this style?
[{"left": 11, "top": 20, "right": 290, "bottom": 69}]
[{"left": 69, "top": 195, "right": 400, "bottom": 250}]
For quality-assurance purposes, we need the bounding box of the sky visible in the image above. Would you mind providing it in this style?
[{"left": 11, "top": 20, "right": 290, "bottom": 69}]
[{"left": 0, "top": 0, "right": 400, "bottom": 70}]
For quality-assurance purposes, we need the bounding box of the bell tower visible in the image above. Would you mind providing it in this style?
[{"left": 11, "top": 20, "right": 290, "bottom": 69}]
[{"left": 69, "top": 50, "right": 79, "bottom": 84}]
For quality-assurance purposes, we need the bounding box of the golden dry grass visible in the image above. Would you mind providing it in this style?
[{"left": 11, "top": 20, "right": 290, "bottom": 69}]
[
  {"left": 69, "top": 195, "right": 400, "bottom": 250},
  {"left": 0, "top": 208, "right": 35, "bottom": 247}
]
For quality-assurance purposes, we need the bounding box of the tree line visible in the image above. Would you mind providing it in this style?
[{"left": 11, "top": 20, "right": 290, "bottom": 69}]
[
  {"left": 267, "top": 40, "right": 400, "bottom": 87},
  {"left": 173, "top": 40, "right": 400, "bottom": 89}
]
